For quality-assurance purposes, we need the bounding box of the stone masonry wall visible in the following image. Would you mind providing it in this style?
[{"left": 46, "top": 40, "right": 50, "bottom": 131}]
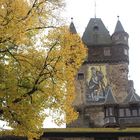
[
  {"left": 108, "top": 63, "right": 129, "bottom": 103},
  {"left": 85, "top": 106, "right": 104, "bottom": 127},
  {"left": 73, "top": 65, "right": 87, "bottom": 107}
]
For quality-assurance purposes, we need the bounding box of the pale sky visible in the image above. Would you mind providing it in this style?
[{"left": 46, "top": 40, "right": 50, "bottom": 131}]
[{"left": 64, "top": 0, "right": 140, "bottom": 95}]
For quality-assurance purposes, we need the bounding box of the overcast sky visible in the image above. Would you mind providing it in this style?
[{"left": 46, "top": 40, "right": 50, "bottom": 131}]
[{"left": 63, "top": 0, "right": 140, "bottom": 95}]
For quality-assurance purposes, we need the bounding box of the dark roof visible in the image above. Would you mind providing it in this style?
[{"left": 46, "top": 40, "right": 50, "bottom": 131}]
[
  {"left": 124, "top": 88, "right": 140, "bottom": 104},
  {"left": 69, "top": 22, "right": 77, "bottom": 34},
  {"left": 104, "top": 87, "right": 117, "bottom": 105},
  {"left": 114, "top": 20, "right": 125, "bottom": 33},
  {"left": 82, "top": 18, "right": 111, "bottom": 46}
]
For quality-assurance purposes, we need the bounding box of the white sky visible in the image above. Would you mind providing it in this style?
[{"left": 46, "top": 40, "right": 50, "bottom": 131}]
[{"left": 64, "top": 0, "right": 140, "bottom": 95}]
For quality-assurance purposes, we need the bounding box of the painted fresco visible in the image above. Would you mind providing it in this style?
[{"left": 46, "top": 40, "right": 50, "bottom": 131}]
[{"left": 86, "top": 65, "right": 108, "bottom": 103}]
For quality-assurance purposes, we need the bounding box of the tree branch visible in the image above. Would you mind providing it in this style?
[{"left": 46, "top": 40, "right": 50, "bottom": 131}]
[
  {"left": 12, "top": 40, "right": 60, "bottom": 104},
  {"left": 26, "top": 26, "right": 57, "bottom": 31},
  {"left": 20, "top": 0, "right": 38, "bottom": 21}
]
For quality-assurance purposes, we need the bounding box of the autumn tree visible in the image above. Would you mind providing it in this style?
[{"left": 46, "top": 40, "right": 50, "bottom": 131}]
[{"left": 0, "top": 0, "right": 87, "bottom": 139}]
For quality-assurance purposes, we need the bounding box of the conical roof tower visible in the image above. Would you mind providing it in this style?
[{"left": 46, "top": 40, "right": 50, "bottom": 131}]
[{"left": 69, "top": 18, "right": 77, "bottom": 34}]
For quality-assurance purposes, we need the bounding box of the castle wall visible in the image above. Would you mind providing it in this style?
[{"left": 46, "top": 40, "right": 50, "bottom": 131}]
[
  {"left": 73, "top": 65, "right": 87, "bottom": 107},
  {"left": 74, "top": 62, "right": 129, "bottom": 106},
  {"left": 85, "top": 106, "right": 104, "bottom": 127},
  {"left": 108, "top": 63, "right": 129, "bottom": 102},
  {"left": 70, "top": 62, "right": 130, "bottom": 127}
]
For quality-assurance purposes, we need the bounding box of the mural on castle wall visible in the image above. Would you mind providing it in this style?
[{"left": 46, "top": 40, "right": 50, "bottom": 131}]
[{"left": 86, "top": 65, "right": 109, "bottom": 103}]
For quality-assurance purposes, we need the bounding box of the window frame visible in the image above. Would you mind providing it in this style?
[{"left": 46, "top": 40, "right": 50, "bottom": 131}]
[{"left": 104, "top": 47, "right": 111, "bottom": 56}]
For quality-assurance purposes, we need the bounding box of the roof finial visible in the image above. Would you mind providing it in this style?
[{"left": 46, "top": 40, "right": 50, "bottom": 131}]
[
  {"left": 71, "top": 17, "right": 73, "bottom": 22},
  {"left": 94, "top": 1, "right": 96, "bottom": 18},
  {"left": 117, "top": 15, "right": 120, "bottom": 20}
]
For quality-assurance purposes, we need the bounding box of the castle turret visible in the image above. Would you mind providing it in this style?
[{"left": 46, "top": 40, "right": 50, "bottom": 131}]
[
  {"left": 69, "top": 18, "right": 77, "bottom": 34},
  {"left": 111, "top": 17, "right": 129, "bottom": 63},
  {"left": 108, "top": 18, "right": 129, "bottom": 102},
  {"left": 112, "top": 17, "right": 129, "bottom": 46}
]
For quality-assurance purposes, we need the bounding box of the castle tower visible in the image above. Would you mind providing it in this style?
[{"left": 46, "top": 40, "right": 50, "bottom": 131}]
[
  {"left": 81, "top": 17, "right": 129, "bottom": 104},
  {"left": 109, "top": 18, "right": 129, "bottom": 102},
  {"left": 68, "top": 17, "right": 140, "bottom": 128}
]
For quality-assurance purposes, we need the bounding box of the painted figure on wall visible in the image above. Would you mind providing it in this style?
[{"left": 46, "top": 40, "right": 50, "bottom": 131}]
[{"left": 87, "top": 66, "right": 107, "bottom": 102}]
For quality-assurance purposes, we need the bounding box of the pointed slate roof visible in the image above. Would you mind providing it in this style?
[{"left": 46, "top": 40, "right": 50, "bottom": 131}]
[
  {"left": 124, "top": 88, "right": 140, "bottom": 104},
  {"left": 104, "top": 87, "right": 117, "bottom": 105},
  {"left": 69, "top": 21, "right": 77, "bottom": 34},
  {"left": 114, "top": 20, "right": 125, "bottom": 33},
  {"left": 82, "top": 18, "right": 111, "bottom": 46}
]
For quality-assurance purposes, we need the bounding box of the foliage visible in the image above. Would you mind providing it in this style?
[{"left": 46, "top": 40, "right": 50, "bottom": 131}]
[{"left": 0, "top": 0, "right": 87, "bottom": 139}]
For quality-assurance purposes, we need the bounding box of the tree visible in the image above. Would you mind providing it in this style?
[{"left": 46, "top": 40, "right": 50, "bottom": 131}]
[{"left": 0, "top": 0, "right": 87, "bottom": 139}]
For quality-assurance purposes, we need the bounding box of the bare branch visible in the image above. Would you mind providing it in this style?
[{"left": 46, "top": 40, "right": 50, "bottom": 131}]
[
  {"left": 20, "top": 0, "right": 38, "bottom": 21},
  {"left": 26, "top": 26, "right": 57, "bottom": 31}
]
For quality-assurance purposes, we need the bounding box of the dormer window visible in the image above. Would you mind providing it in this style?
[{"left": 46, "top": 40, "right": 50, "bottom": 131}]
[{"left": 93, "top": 26, "right": 99, "bottom": 31}]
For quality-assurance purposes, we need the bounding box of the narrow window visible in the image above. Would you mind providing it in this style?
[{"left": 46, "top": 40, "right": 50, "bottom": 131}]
[
  {"left": 119, "top": 109, "right": 124, "bottom": 117},
  {"left": 77, "top": 73, "right": 84, "bottom": 80},
  {"left": 125, "top": 108, "right": 131, "bottom": 117},
  {"left": 104, "top": 47, "right": 111, "bottom": 56},
  {"left": 132, "top": 109, "right": 138, "bottom": 116},
  {"left": 106, "top": 108, "right": 109, "bottom": 117},
  {"left": 109, "top": 107, "right": 113, "bottom": 116},
  {"left": 124, "top": 36, "right": 127, "bottom": 41},
  {"left": 124, "top": 48, "right": 128, "bottom": 55}
]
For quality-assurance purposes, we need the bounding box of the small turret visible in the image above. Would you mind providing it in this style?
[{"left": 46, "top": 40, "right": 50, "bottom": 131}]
[
  {"left": 111, "top": 17, "right": 129, "bottom": 63},
  {"left": 69, "top": 17, "right": 77, "bottom": 34},
  {"left": 112, "top": 17, "right": 129, "bottom": 46}
]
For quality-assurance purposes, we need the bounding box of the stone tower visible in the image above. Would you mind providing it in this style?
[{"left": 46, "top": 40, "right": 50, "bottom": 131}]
[{"left": 68, "top": 17, "right": 140, "bottom": 128}]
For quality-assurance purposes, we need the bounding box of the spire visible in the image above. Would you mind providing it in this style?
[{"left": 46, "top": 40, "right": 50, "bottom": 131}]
[
  {"left": 69, "top": 17, "right": 77, "bottom": 34},
  {"left": 114, "top": 16, "right": 125, "bottom": 33},
  {"left": 94, "top": 1, "right": 96, "bottom": 18}
]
